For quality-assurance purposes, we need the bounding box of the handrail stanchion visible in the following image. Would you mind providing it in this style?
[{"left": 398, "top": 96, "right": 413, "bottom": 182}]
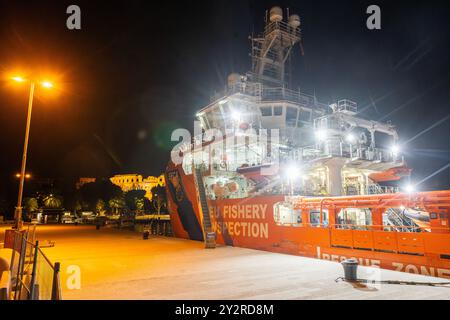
[
  {"left": 29, "top": 241, "right": 39, "bottom": 300},
  {"left": 51, "top": 262, "right": 61, "bottom": 300},
  {"left": 14, "top": 234, "right": 27, "bottom": 300}
]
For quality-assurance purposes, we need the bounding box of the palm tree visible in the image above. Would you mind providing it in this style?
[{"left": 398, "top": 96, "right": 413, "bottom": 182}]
[
  {"left": 43, "top": 194, "right": 63, "bottom": 209},
  {"left": 24, "top": 197, "right": 39, "bottom": 213}
]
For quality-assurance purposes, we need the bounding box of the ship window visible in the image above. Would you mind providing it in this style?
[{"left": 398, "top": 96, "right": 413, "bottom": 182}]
[
  {"left": 309, "top": 209, "right": 328, "bottom": 227},
  {"left": 260, "top": 106, "right": 272, "bottom": 116},
  {"left": 298, "top": 109, "right": 311, "bottom": 122},
  {"left": 286, "top": 107, "right": 298, "bottom": 127},
  {"left": 274, "top": 106, "right": 283, "bottom": 116}
]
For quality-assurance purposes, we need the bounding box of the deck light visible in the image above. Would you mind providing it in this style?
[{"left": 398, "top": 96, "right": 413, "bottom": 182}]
[
  {"left": 231, "top": 111, "right": 241, "bottom": 121},
  {"left": 346, "top": 133, "right": 356, "bottom": 143},
  {"left": 391, "top": 144, "right": 400, "bottom": 155},
  {"left": 315, "top": 129, "right": 327, "bottom": 141},
  {"left": 404, "top": 184, "right": 415, "bottom": 194},
  {"left": 285, "top": 165, "right": 302, "bottom": 179}
]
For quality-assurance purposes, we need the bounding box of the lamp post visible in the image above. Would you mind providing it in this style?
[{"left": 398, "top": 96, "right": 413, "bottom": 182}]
[{"left": 11, "top": 77, "right": 53, "bottom": 230}]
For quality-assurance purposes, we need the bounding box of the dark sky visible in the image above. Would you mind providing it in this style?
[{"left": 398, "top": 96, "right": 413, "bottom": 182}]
[{"left": 0, "top": 0, "right": 449, "bottom": 198}]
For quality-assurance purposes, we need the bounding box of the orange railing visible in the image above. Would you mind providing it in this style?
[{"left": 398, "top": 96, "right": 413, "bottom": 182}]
[
  {"left": 287, "top": 221, "right": 450, "bottom": 256},
  {"left": 326, "top": 224, "right": 450, "bottom": 256}
]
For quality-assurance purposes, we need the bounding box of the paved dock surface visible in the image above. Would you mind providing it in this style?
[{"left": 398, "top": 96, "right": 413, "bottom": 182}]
[{"left": 1, "top": 225, "right": 449, "bottom": 300}]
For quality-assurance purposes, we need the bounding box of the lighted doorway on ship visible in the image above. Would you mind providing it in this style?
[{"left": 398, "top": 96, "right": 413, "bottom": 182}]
[
  {"left": 273, "top": 202, "right": 302, "bottom": 226},
  {"left": 336, "top": 208, "right": 372, "bottom": 229}
]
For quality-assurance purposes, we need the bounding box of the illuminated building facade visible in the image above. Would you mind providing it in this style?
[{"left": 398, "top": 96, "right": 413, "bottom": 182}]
[{"left": 110, "top": 174, "right": 165, "bottom": 200}]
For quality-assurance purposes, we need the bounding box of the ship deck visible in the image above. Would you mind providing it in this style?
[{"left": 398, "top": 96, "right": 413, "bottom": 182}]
[{"left": 1, "top": 225, "right": 449, "bottom": 300}]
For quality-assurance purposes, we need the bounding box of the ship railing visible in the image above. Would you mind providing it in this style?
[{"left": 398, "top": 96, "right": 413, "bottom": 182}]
[
  {"left": 263, "top": 20, "right": 301, "bottom": 39},
  {"left": 261, "top": 87, "right": 324, "bottom": 108},
  {"left": 298, "top": 223, "right": 425, "bottom": 233},
  {"left": 211, "top": 83, "right": 327, "bottom": 109},
  {"left": 211, "top": 82, "right": 262, "bottom": 102},
  {"left": 331, "top": 223, "right": 421, "bottom": 232},
  {"left": 299, "top": 143, "right": 401, "bottom": 163},
  {"left": 367, "top": 185, "right": 399, "bottom": 195}
]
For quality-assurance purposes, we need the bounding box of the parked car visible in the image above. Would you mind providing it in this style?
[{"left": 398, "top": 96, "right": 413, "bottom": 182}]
[{"left": 61, "top": 212, "right": 75, "bottom": 224}]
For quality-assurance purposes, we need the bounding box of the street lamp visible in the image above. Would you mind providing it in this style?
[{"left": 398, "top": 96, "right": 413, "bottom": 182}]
[{"left": 11, "top": 76, "right": 53, "bottom": 230}]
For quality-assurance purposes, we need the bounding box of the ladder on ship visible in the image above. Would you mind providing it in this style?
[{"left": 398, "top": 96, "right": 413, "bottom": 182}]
[{"left": 194, "top": 167, "right": 216, "bottom": 248}]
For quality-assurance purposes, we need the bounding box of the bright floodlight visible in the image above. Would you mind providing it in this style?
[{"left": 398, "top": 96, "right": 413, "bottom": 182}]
[
  {"left": 12, "top": 76, "right": 25, "bottom": 82},
  {"left": 346, "top": 133, "right": 356, "bottom": 143},
  {"left": 404, "top": 184, "right": 415, "bottom": 193},
  {"left": 231, "top": 111, "right": 241, "bottom": 121},
  {"left": 391, "top": 144, "right": 400, "bottom": 155},
  {"left": 41, "top": 81, "right": 53, "bottom": 88},
  {"left": 315, "top": 129, "right": 327, "bottom": 141},
  {"left": 286, "top": 165, "right": 301, "bottom": 179}
]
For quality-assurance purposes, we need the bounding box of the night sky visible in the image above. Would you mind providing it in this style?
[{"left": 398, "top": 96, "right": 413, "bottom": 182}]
[{"left": 0, "top": 0, "right": 449, "bottom": 204}]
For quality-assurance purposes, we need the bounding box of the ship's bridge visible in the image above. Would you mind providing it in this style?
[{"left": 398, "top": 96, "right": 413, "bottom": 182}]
[{"left": 196, "top": 75, "right": 327, "bottom": 148}]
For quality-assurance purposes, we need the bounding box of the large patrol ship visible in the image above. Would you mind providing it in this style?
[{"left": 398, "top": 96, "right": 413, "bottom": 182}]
[{"left": 165, "top": 6, "right": 450, "bottom": 279}]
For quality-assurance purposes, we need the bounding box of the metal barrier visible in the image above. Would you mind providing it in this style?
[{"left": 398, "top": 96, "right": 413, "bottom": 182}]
[{"left": 9, "top": 230, "right": 62, "bottom": 300}]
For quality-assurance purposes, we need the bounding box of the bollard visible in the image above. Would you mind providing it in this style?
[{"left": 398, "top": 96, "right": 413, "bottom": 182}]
[
  {"left": 341, "top": 258, "right": 358, "bottom": 282},
  {"left": 205, "top": 232, "right": 216, "bottom": 249}
]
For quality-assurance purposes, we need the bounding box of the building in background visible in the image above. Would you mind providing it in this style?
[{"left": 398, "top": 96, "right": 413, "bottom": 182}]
[
  {"left": 110, "top": 174, "right": 165, "bottom": 200},
  {"left": 75, "top": 177, "right": 97, "bottom": 190}
]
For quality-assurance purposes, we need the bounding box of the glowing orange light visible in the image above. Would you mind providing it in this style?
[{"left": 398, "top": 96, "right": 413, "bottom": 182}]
[
  {"left": 12, "top": 76, "right": 26, "bottom": 82},
  {"left": 41, "top": 81, "right": 53, "bottom": 88},
  {"left": 15, "top": 173, "right": 31, "bottom": 179}
]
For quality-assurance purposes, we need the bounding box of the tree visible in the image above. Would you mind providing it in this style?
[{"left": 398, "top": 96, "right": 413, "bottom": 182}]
[
  {"left": 109, "top": 196, "right": 125, "bottom": 215},
  {"left": 124, "top": 189, "right": 146, "bottom": 213},
  {"left": 77, "top": 178, "right": 122, "bottom": 211},
  {"left": 95, "top": 199, "right": 107, "bottom": 216},
  {"left": 151, "top": 185, "right": 167, "bottom": 214},
  {"left": 43, "top": 194, "right": 63, "bottom": 209},
  {"left": 24, "top": 197, "right": 39, "bottom": 213},
  {"left": 74, "top": 200, "right": 83, "bottom": 213}
]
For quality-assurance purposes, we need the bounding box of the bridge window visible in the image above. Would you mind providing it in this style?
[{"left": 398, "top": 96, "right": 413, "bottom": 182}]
[
  {"left": 260, "top": 106, "right": 272, "bottom": 116},
  {"left": 299, "top": 109, "right": 311, "bottom": 122},
  {"left": 274, "top": 106, "right": 283, "bottom": 116},
  {"left": 286, "top": 107, "right": 298, "bottom": 127}
]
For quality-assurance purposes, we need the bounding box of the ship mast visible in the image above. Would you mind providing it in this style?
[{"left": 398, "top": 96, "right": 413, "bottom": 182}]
[{"left": 250, "top": 6, "right": 301, "bottom": 86}]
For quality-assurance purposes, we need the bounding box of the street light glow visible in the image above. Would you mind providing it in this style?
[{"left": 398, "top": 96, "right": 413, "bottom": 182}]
[
  {"left": 12, "top": 76, "right": 26, "bottom": 82},
  {"left": 15, "top": 173, "right": 31, "bottom": 179},
  {"left": 41, "top": 81, "right": 53, "bottom": 88}
]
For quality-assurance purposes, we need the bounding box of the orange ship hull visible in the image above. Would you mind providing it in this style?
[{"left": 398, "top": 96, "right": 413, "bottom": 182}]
[{"left": 165, "top": 163, "right": 450, "bottom": 279}]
